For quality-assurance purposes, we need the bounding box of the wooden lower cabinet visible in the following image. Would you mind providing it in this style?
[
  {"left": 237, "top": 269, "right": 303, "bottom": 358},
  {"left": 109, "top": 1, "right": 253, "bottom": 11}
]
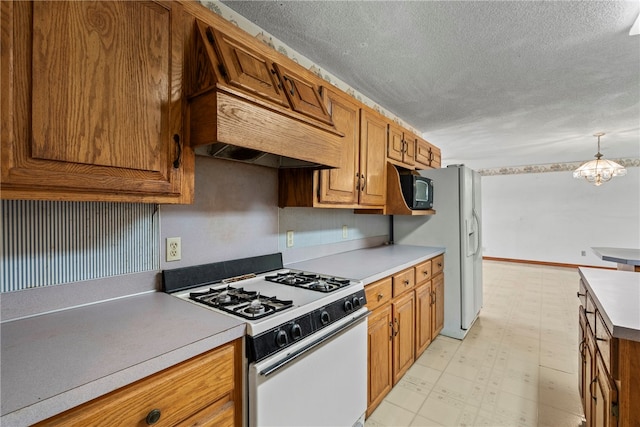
[
  {"left": 392, "top": 291, "right": 415, "bottom": 385},
  {"left": 415, "top": 281, "right": 433, "bottom": 356},
  {"left": 367, "top": 305, "right": 393, "bottom": 417},
  {"left": 35, "top": 339, "right": 242, "bottom": 427},
  {"left": 366, "top": 254, "right": 445, "bottom": 417},
  {"left": 431, "top": 272, "right": 445, "bottom": 338},
  {"left": 578, "top": 280, "right": 640, "bottom": 427}
]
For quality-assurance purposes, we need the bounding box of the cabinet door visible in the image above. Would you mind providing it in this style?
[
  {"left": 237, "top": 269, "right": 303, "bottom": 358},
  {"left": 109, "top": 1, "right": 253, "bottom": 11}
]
[
  {"left": 208, "top": 27, "right": 288, "bottom": 107},
  {"left": 274, "top": 64, "right": 333, "bottom": 125},
  {"left": 367, "top": 305, "right": 393, "bottom": 417},
  {"left": 316, "top": 88, "right": 359, "bottom": 204},
  {"left": 2, "top": 1, "right": 191, "bottom": 203},
  {"left": 415, "top": 282, "right": 433, "bottom": 357},
  {"left": 392, "top": 291, "right": 415, "bottom": 385},
  {"left": 578, "top": 309, "right": 587, "bottom": 410},
  {"left": 593, "top": 355, "right": 618, "bottom": 427},
  {"left": 584, "top": 327, "right": 595, "bottom": 427},
  {"left": 415, "top": 137, "right": 432, "bottom": 169},
  {"left": 359, "top": 109, "right": 387, "bottom": 206},
  {"left": 431, "top": 273, "right": 444, "bottom": 337},
  {"left": 403, "top": 133, "right": 416, "bottom": 167},
  {"left": 387, "top": 124, "right": 405, "bottom": 163}
]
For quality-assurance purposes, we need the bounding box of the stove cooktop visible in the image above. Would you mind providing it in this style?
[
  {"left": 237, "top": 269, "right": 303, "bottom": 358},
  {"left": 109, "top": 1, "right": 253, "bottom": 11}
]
[
  {"left": 188, "top": 285, "right": 293, "bottom": 320},
  {"left": 264, "top": 270, "right": 351, "bottom": 293}
]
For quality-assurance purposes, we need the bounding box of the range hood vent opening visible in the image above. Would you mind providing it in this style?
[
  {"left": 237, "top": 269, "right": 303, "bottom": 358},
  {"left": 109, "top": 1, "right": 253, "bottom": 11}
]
[{"left": 195, "top": 142, "right": 332, "bottom": 169}]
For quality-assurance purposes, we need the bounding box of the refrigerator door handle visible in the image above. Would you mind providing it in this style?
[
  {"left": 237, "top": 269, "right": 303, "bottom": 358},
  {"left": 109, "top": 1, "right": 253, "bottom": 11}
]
[{"left": 472, "top": 208, "right": 481, "bottom": 256}]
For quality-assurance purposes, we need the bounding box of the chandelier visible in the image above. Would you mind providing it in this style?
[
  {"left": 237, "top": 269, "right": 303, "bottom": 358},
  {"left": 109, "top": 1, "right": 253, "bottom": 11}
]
[{"left": 573, "top": 133, "right": 627, "bottom": 186}]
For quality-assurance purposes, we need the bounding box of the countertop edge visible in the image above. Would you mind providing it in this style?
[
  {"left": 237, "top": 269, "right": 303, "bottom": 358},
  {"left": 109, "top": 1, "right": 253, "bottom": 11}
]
[
  {"left": 285, "top": 244, "right": 445, "bottom": 285},
  {"left": 1, "top": 324, "right": 245, "bottom": 427},
  {"left": 578, "top": 267, "right": 640, "bottom": 342}
]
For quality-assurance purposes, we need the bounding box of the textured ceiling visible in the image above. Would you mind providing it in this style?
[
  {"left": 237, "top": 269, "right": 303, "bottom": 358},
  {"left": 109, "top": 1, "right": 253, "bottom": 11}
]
[{"left": 221, "top": 1, "right": 640, "bottom": 169}]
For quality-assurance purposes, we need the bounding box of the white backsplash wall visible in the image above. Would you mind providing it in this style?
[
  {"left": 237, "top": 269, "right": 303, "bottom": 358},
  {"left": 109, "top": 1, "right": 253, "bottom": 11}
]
[
  {"left": 159, "top": 156, "right": 280, "bottom": 270},
  {"left": 160, "top": 156, "right": 389, "bottom": 269},
  {"left": 278, "top": 207, "right": 389, "bottom": 264},
  {"left": 482, "top": 167, "right": 640, "bottom": 267}
]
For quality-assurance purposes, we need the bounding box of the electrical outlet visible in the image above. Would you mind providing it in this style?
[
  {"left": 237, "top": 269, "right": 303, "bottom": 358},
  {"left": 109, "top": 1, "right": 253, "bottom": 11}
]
[
  {"left": 286, "top": 230, "right": 294, "bottom": 248},
  {"left": 342, "top": 225, "right": 348, "bottom": 239},
  {"left": 166, "top": 237, "right": 181, "bottom": 261}
]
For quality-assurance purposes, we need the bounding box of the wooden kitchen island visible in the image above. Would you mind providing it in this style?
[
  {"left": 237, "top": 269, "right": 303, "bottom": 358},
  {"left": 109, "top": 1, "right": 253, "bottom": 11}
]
[{"left": 577, "top": 268, "right": 640, "bottom": 427}]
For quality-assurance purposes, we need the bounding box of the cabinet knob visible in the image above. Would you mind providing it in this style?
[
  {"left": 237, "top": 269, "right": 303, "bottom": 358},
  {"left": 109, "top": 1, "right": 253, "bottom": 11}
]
[
  {"left": 146, "top": 409, "right": 162, "bottom": 425},
  {"left": 403, "top": 280, "right": 410, "bottom": 286},
  {"left": 377, "top": 293, "right": 384, "bottom": 301},
  {"left": 422, "top": 270, "right": 429, "bottom": 276}
]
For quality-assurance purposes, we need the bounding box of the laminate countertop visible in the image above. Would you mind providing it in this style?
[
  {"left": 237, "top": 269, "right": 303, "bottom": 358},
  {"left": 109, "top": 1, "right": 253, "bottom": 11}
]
[
  {"left": 591, "top": 247, "right": 640, "bottom": 266},
  {"left": 286, "top": 244, "right": 445, "bottom": 285},
  {"left": 579, "top": 267, "right": 640, "bottom": 342},
  {"left": 0, "top": 292, "right": 245, "bottom": 427},
  {"left": 1, "top": 244, "right": 443, "bottom": 426}
]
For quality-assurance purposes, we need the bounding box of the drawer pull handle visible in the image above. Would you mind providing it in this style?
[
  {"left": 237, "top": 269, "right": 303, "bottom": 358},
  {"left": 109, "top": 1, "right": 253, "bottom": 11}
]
[
  {"left": 377, "top": 293, "right": 384, "bottom": 301},
  {"left": 146, "top": 409, "right": 162, "bottom": 425},
  {"left": 596, "top": 337, "right": 606, "bottom": 342},
  {"left": 577, "top": 292, "right": 585, "bottom": 298}
]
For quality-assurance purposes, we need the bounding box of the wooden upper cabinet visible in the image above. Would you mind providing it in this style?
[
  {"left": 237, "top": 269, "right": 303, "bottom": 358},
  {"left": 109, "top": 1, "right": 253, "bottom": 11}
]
[
  {"left": 274, "top": 64, "right": 333, "bottom": 125},
  {"left": 359, "top": 108, "right": 387, "bottom": 207},
  {"left": 415, "top": 136, "right": 441, "bottom": 170},
  {"left": 207, "top": 26, "right": 289, "bottom": 107},
  {"left": 387, "top": 123, "right": 415, "bottom": 168},
  {"left": 316, "top": 88, "right": 360, "bottom": 205},
  {"left": 1, "top": 1, "right": 194, "bottom": 203}
]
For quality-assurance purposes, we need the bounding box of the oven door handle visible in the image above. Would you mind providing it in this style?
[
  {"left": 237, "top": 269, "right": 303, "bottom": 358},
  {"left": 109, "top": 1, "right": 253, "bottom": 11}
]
[{"left": 259, "top": 309, "right": 370, "bottom": 377}]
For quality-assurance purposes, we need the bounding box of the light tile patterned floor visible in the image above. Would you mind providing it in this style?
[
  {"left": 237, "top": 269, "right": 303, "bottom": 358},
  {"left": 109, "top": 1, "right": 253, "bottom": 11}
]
[{"left": 365, "top": 260, "right": 587, "bottom": 427}]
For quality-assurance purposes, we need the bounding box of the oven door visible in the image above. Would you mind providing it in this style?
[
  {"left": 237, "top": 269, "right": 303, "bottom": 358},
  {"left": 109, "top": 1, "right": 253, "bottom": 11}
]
[{"left": 248, "top": 309, "right": 369, "bottom": 427}]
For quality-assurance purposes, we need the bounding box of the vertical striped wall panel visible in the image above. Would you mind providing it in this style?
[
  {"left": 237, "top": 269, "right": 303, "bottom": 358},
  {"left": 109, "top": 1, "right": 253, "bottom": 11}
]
[{"left": 1, "top": 201, "right": 159, "bottom": 293}]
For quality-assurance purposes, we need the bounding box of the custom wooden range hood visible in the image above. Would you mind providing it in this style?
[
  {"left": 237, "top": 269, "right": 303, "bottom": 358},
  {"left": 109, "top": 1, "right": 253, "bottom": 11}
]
[{"left": 187, "top": 18, "right": 343, "bottom": 169}]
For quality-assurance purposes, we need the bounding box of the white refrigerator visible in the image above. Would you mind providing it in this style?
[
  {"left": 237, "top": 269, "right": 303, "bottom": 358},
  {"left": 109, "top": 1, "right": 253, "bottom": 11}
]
[{"left": 394, "top": 164, "right": 483, "bottom": 339}]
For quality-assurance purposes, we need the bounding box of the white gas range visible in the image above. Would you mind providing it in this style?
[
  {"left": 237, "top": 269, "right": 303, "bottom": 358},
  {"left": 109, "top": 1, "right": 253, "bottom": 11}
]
[{"left": 163, "top": 253, "right": 369, "bottom": 427}]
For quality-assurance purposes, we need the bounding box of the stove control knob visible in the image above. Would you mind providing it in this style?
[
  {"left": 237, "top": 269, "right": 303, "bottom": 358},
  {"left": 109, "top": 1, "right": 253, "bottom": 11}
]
[
  {"left": 291, "top": 323, "right": 302, "bottom": 340},
  {"left": 320, "top": 310, "right": 330, "bottom": 325},
  {"left": 344, "top": 300, "right": 353, "bottom": 312},
  {"left": 352, "top": 296, "right": 361, "bottom": 308},
  {"left": 276, "top": 330, "right": 288, "bottom": 348}
]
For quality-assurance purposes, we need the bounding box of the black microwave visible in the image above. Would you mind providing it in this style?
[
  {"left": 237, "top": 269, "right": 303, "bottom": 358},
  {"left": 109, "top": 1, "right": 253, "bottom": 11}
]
[{"left": 399, "top": 174, "right": 434, "bottom": 210}]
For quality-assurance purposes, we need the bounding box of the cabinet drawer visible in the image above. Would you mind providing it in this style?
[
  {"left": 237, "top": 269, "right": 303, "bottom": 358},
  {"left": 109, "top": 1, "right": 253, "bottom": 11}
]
[
  {"left": 415, "top": 260, "right": 432, "bottom": 286},
  {"left": 37, "top": 343, "right": 236, "bottom": 426},
  {"left": 392, "top": 268, "right": 415, "bottom": 296},
  {"left": 595, "top": 311, "right": 618, "bottom": 379},
  {"left": 366, "top": 277, "right": 392, "bottom": 311},
  {"left": 432, "top": 255, "right": 444, "bottom": 276}
]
